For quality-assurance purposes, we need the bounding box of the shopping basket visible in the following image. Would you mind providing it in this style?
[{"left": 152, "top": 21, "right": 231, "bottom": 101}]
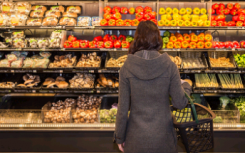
[{"left": 170, "top": 93, "right": 216, "bottom": 153}]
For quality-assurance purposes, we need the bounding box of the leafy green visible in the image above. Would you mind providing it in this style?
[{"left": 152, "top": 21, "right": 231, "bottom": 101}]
[{"left": 234, "top": 53, "right": 245, "bottom": 68}]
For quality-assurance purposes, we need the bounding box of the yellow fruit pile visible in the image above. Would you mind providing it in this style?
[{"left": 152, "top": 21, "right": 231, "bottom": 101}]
[{"left": 158, "top": 7, "right": 211, "bottom": 26}]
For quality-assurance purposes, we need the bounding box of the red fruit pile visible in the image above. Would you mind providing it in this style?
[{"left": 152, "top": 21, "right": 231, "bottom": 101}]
[
  {"left": 64, "top": 35, "right": 132, "bottom": 49},
  {"left": 100, "top": 6, "right": 157, "bottom": 26},
  {"left": 213, "top": 41, "right": 241, "bottom": 49},
  {"left": 212, "top": 3, "right": 245, "bottom": 26}
]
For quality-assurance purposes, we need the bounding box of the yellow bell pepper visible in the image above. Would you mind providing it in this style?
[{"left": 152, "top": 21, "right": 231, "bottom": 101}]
[
  {"left": 200, "top": 8, "right": 207, "bottom": 14},
  {"left": 177, "top": 20, "right": 184, "bottom": 26},
  {"left": 197, "top": 19, "right": 204, "bottom": 26},
  {"left": 158, "top": 20, "right": 165, "bottom": 26},
  {"left": 193, "top": 7, "right": 200, "bottom": 15},
  {"left": 200, "top": 14, "right": 208, "bottom": 21},
  {"left": 186, "top": 8, "right": 192, "bottom": 15},
  {"left": 173, "top": 14, "right": 181, "bottom": 20},
  {"left": 161, "top": 14, "right": 172, "bottom": 20},
  {"left": 172, "top": 8, "right": 179, "bottom": 14},
  {"left": 184, "top": 20, "right": 191, "bottom": 26},
  {"left": 191, "top": 15, "right": 200, "bottom": 21},
  {"left": 165, "top": 20, "right": 171, "bottom": 26},
  {"left": 166, "top": 7, "right": 172, "bottom": 14},
  {"left": 203, "top": 20, "right": 211, "bottom": 26},
  {"left": 170, "top": 20, "right": 177, "bottom": 26},
  {"left": 179, "top": 8, "right": 186, "bottom": 15},
  {"left": 159, "top": 8, "right": 166, "bottom": 15},
  {"left": 191, "top": 21, "right": 198, "bottom": 26},
  {"left": 182, "top": 14, "right": 191, "bottom": 21}
]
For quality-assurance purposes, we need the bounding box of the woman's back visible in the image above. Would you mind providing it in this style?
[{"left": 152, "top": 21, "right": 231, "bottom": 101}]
[{"left": 114, "top": 21, "right": 191, "bottom": 153}]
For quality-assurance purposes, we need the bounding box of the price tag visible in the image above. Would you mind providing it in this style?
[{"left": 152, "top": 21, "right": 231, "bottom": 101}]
[
  {"left": 56, "top": 26, "right": 62, "bottom": 29},
  {"left": 177, "top": 27, "right": 180, "bottom": 29},
  {"left": 11, "top": 26, "right": 15, "bottom": 28},
  {"left": 32, "top": 90, "right": 36, "bottom": 93},
  {"left": 98, "top": 70, "right": 102, "bottom": 73},
  {"left": 33, "top": 70, "right": 37, "bottom": 73},
  {"left": 11, "top": 70, "right": 14, "bottom": 73},
  {"left": 89, "top": 70, "right": 94, "bottom": 73},
  {"left": 232, "top": 48, "right": 235, "bottom": 51},
  {"left": 118, "top": 70, "right": 120, "bottom": 73},
  {"left": 61, "top": 48, "right": 65, "bottom": 51},
  {"left": 122, "top": 48, "right": 128, "bottom": 51},
  {"left": 40, "top": 48, "right": 46, "bottom": 51},
  {"left": 59, "top": 70, "right": 63, "bottom": 73},
  {"left": 220, "top": 71, "right": 222, "bottom": 73},
  {"left": 116, "top": 90, "right": 119, "bottom": 93}
]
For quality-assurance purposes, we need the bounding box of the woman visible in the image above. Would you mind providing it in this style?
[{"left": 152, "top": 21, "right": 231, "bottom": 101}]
[{"left": 114, "top": 21, "right": 192, "bottom": 153}]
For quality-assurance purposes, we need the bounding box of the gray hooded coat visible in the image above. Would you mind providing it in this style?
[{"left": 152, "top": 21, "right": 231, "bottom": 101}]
[{"left": 114, "top": 50, "right": 192, "bottom": 153}]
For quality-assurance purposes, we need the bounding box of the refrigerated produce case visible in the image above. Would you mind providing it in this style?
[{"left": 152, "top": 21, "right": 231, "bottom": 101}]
[{"left": 1, "top": 0, "right": 245, "bottom": 152}]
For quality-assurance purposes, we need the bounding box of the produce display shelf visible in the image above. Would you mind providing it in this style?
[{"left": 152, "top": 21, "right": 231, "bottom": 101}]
[
  {"left": 0, "top": 48, "right": 240, "bottom": 52},
  {"left": 0, "top": 26, "right": 245, "bottom": 30},
  {"left": 0, "top": 68, "right": 244, "bottom": 74},
  {"left": 193, "top": 89, "right": 245, "bottom": 94}
]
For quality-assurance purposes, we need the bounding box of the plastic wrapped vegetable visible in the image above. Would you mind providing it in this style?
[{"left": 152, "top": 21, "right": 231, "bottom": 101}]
[
  {"left": 219, "top": 96, "right": 230, "bottom": 109},
  {"left": 11, "top": 58, "right": 23, "bottom": 68}
]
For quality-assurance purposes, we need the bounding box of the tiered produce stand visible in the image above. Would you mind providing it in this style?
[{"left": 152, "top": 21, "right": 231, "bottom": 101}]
[{"left": 1, "top": 0, "right": 245, "bottom": 152}]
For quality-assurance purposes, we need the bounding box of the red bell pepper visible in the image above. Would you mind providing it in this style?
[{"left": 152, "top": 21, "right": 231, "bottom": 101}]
[
  {"left": 104, "top": 13, "right": 112, "bottom": 21},
  {"left": 233, "top": 41, "right": 240, "bottom": 48},
  {"left": 93, "top": 36, "right": 103, "bottom": 41},
  {"left": 104, "top": 41, "right": 113, "bottom": 48},
  {"left": 238, "top": 14, "right": 245, "bottom": 21},
  {"left": 89, "top": 41, "right": 97, "bottom": 48},
  {"left": 136, "top": 6, "right": 144, "bottom": 13},
  {"left": 131, "top": 19, "right": 139, "bottom": 26},
  {"left": 223, "top": 21, "right": 228, "bottom": 26},
  {"left": 114, "top": 40, "right": 121, "bottom": 48},
  {"left": 121, "top": 7, "right": 128, "bottom": 14},
  {"left": 97, "top": 41, "right": 104, "bottom": 48},
  {"left": 219, "top": 42, "right": 225, "bottom": 48},
  {"left": 213, "top": 41, "right": 220, "bottom": 48},
  {"left": 121, "top": 41, "right": 130, "bottom": 48},
  {"left": 150, "top": 19, "right": 157, "bottom": 25},
  {"left": 236, "top": 21, "right": 244, "bottom": 26},
  {"left": 227, "top": 3, "right": 233, "bottom": 10},
  {"left": 211, "top": 15, "right": 216, "bottom": 21},
  {"left": 112, "top": 6, "right": 120, "bottom": 14},
  {"left": 113, "top": 13, "right": 122, "bottom": 20},
  {"left": 72, "top": 40, "right": 80, "bottom": 48},
  {"left": 216, "top": 9, "right": 224, "bottom": 15},
  {"left": 212, "top": 9, "right": 215, "bottom": 14},
  {"left": 225, "top": 41, "right": 234, "bottom": 48},
  {"left": 118, "top": 35, "right": 126, "bottom": 42},
  {"left": 212, "top": 3, "right": 219, "bottom": 10},
  {"left": 211, "top": 21, "right": 217, "bottom": 26},
  {"left": 68, "top": 35, "right": 77, "bottom": 42},
  {"left": 108, "top": 19, "right": 116, "bottom": 26},
  {"left": 144, "top": 13, "right": 152, "bottom": 20},
  {"left": 217, "top": 21, "right": 224, "bottom": 26},
  {"left": 238, "top": 9, "right": 245, "bottom": 15},
  {"left": 80, "top": 40, "right": 89, "bottom": 48},
  {"left": 104, "top": 6, "right": 112, "bottom": 14},
  {"left": 109, "top": 35, "right": 118, "bottom": 42},
  {"left": 135, "top": 13, "right": 144, "bottom": 21},
  {"left": 64, "top": 41, "right": 72, "bottom": 48},
  {"left": 129, "top": 7, "right": 135, "bottom": 14},
  {"left": 149, "top": 11, "right": 156, "bottom": 19},
  {"left": 116, "top": 19, "right": 124, "bottom": 26},
  {"left": 103, "top": 34, "right": 110, "bottom": 42},
  {"left": 224, "top": 8, "right": 230, "bottom": 15},
  {"left": 219, "top": 3, "right": 225, "bottom": 10},
  {"left": 240, "top": 41, "right": 245, "bottom": 48},
  {"left": 100, "top": 19, "right": 108, "bottom": 26},
  {"left": 144, "top": 6, "right": 152, "bottom": 14},
  {"left": 216, "top": 15, "right": 226, "bottom": 21},
  {"left": 230, "top": 9, "right": 238, "bottom": 16},
  {"left": 227, "top": 21, "right": 236, "bottom": 26},
  {"left": 234, "top": 3, "right": 241, "bottom": 10},
  {"left": 124, "top": 19, "right": 132, "bottom": 26}
]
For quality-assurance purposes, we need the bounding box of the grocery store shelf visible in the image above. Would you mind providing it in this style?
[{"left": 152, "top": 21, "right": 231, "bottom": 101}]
[
  {"left": 1, "top": 26, "right": 245, "bottom": 30},
  {"left": 0, "top": 48, "right": 241, "bottom": 52}
]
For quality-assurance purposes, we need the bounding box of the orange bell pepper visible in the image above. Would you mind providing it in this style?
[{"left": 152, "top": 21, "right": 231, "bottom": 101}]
[
  {"left": 197, "top": 41, "right": 204, "bottom": 48},
  {"left": 189, "top": 42, "right": 197, "bottom": 49},
  {"left": 174, "top": 42, "right": 181, "bottom": 48},
  {"left": 198, "top": 34, "right": 205, "bottom": 42},
  {"left": 190, "top": 32, "right": 196, "bottom": 36},
  {"left": 184, "top": 35, "right": 191, "bottom": 42},
  {"left": 171, "top": 33, "right": 175, "bottom": 36},
  {"left": 170, "top": 36, "right": 177, "bottom": 42},
  {"left": 199, "top": 33, "right": 205, "bottom": 36},
  {"left": 204, "top": 34, "right": 212, "bottom": 42},
  {"left": 205, "top": 42, "right": 212, "bottom": 48},
  {"left": 181, "top": 41, "right": 189, "bottom": 48},
  {"left": 177, "top": 36, "right": 184, "bottom": 42},
  {"left": 191, "top": 35, "right": 198, "bottom": 42},
  {"left": 183, "top": 33, "right": 189, "bottom": 37},
  {"left": 167, "top": 42, "right": 174, "bottom": 48}
]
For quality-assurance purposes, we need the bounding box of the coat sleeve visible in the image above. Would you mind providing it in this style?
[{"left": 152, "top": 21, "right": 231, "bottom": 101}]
[
  {"left": 169, "top": 63, "right": 191, "bottom": 110},
  {"left": 114, "top": 67, "right": 130, "bottom": 144}
]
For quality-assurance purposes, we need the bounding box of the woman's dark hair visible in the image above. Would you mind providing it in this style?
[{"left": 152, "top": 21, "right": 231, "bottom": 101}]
[{"left": 129, "top": 20, "right": 163, "bottom": 54}]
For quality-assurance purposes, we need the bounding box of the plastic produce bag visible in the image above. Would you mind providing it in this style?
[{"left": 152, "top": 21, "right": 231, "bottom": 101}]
[{"left": 220, "top": 96, "right": 230, "bottom": 109}]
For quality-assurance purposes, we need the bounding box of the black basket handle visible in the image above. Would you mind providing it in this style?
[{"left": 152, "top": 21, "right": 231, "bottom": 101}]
[{"left": 185, "top": 92, "right": 199, "bottom": 124}]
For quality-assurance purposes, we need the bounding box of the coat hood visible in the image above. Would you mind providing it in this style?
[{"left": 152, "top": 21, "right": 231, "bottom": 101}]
[{"left": 124, "top": 51, "right": 171, "bottom": 80}]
